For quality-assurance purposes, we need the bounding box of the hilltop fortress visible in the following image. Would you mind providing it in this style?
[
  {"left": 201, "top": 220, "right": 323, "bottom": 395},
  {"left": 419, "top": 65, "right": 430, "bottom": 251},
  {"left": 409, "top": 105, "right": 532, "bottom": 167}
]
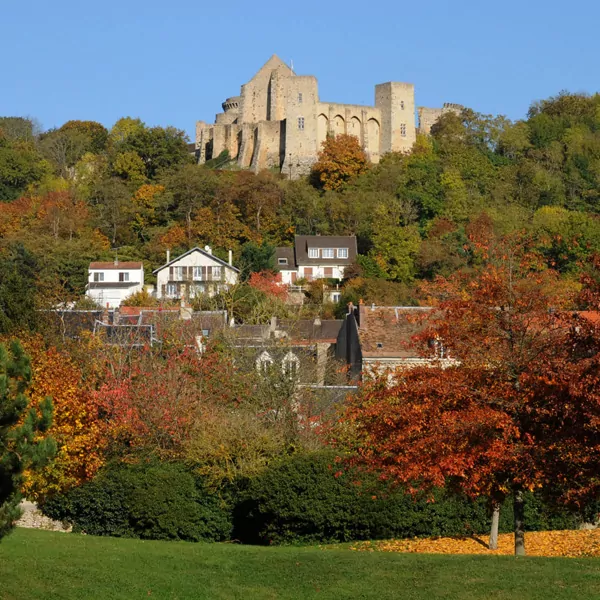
[{"left": 195, "top": 55, "right": 459, "bottom": 177}]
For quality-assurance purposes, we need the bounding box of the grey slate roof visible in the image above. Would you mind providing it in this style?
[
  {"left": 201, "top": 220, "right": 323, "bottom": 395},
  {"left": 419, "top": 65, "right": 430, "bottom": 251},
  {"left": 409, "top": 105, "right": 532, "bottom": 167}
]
[
  {"left": 274, "top": 247, "right": 297, "bottom": 270},
  {"left": 293, "top": 235, "right": 357, "bottom": 266},
  {"left": 274, "top": 236, "right": 357, "bottom": 269}
]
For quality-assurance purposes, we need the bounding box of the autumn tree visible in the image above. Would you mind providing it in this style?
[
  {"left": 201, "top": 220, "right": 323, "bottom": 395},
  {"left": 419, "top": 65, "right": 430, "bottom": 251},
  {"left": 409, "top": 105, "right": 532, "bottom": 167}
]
[
  {"left": 0, "top": 341, "right": 55, "bottom": 539},
  {"left": 340, "top": 233, "right": 599, "bottom": 556},
  {"left": 310, "top": 134, "right": 369, "bottom": 191},
  {"left": 19, "top": 337, "right": 104, "bottom": 500}
]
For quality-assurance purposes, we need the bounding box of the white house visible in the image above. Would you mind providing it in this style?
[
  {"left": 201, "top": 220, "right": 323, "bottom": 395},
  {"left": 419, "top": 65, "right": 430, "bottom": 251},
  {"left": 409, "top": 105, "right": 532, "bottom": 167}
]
[
  {"left": 86, "top": 261, "right": 145, "bottom": 308},
  {"left": 153, "top": 246, "right": 239, "bottom": 300},
  {"left": 274, "top": 235, "right": 357, "bottom": 285}
]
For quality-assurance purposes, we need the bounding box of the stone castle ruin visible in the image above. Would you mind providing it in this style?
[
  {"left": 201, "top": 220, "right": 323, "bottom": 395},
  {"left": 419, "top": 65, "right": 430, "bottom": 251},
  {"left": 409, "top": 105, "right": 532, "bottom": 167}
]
[{"left": 196, "top": 55, "right": 460, "bottom": 177}]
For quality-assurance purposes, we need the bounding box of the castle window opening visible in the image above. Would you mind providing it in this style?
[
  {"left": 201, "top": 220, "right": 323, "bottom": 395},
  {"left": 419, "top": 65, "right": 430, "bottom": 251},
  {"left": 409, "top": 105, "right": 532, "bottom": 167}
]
[
  {"left": 400, "top": 123, "right": 407, "bottom": 137},
  {"left": 401, "top": 101, "right": 405, "bottom": 110},
  {"left": 298, "top": 117, "right": 305, "bottom": 131},
  {"left": 298, "top": 93, "right": 303, "bottom": 103}
]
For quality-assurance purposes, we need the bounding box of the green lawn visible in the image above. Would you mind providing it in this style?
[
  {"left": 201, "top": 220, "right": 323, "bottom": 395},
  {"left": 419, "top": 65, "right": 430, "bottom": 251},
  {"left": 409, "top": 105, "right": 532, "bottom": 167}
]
[{"left": 1, "top": 529, "right": 599, "bottom": 600}]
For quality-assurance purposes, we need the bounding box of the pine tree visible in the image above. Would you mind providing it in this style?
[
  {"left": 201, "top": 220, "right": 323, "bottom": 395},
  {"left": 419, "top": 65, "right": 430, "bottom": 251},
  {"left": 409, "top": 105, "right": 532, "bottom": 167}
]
[{"left": 0, "top": 340, "right": 55, "bottom": 540}]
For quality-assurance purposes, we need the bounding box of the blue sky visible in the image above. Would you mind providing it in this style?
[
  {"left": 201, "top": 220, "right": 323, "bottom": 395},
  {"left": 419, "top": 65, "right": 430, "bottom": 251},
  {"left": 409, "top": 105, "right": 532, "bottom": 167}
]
[{"left": 2, "top": 0, "right": 598, "bottom": 140}]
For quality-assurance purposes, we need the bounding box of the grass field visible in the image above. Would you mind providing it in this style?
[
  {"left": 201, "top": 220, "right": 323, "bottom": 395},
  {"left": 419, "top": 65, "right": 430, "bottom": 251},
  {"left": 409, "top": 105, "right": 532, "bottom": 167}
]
[{"left": 1, "top": 529, "right": 599, "bottom": 600}]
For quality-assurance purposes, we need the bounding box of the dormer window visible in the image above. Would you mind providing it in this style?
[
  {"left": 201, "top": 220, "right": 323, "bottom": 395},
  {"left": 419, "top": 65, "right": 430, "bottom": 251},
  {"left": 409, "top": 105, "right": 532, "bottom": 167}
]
[
  {"left": 337, "top": 248, "right": 348, "bottom": 259},
  {"left": 278, "top": 258, "right": 288, "bottom": 265},
  {"left": 93, "top": 272, "right": 104, "bottom": 282},
  {"left": 308, "top": 248, "right": 319, "bottom": 258},
  {"left": 322, "top": 248, "right": 334, "bottom": 259}
]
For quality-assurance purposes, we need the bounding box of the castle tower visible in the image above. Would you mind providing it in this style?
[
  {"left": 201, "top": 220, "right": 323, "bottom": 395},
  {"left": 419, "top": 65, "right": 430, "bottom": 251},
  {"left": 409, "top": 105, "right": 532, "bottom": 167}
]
[{"left": 375, "top": 82, "right": 416, "bottom": 154}]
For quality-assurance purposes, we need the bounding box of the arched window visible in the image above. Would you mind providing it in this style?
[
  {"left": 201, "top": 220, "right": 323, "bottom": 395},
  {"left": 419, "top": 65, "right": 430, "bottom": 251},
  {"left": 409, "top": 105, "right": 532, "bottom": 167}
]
[
  {"left": 256, "top": 351, "right": 274, "bottom": 374},
  {"left": 282, "top": 351, "right": 300, "bottom": 379}
]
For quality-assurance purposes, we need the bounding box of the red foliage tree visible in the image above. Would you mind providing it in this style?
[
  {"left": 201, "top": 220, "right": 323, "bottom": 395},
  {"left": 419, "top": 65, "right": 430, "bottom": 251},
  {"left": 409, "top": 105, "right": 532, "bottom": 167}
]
[
  {"left": 340, "top": 235, "right": 600, "bottom": 556},
  {"left": 248, "top": 270, "right": 288, "bottom": 300}
]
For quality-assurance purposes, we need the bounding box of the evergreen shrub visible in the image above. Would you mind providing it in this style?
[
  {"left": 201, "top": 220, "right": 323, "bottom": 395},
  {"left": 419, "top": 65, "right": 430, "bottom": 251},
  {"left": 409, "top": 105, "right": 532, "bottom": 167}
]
[{"left": 42, "top": 461, "right": 231, "bottom": 542}]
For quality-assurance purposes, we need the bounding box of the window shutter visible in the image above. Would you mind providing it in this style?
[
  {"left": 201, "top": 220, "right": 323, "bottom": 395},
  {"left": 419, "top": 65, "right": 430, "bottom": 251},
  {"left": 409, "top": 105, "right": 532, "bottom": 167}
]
[
  {"left": 169, "top": 267, "right": 173, "bottom": 280},
  {"left": 202, "top": 266, "right": 207, "bottom": 281},
  {"left": 207, "top": 266, "right": 213, "bottom": 281}
]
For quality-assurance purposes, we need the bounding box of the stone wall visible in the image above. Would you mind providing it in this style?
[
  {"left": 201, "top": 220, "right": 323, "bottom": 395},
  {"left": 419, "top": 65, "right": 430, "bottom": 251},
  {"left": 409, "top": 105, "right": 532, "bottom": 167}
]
[
  {"left": 196, "top": 55, "right": 423, "bottom": 177},
  {"left": 15, "top": 500, "right": 71, "bottom": 533}
]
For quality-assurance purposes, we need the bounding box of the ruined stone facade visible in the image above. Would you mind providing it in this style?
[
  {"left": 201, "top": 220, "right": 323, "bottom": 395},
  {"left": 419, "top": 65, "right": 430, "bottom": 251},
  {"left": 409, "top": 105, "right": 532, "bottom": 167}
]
[
  {"left": 196, "top": 55, "right": 418, "bottom": 177},
  {"left": 417, "top": 103, "right": 464, "bottom": 135}
]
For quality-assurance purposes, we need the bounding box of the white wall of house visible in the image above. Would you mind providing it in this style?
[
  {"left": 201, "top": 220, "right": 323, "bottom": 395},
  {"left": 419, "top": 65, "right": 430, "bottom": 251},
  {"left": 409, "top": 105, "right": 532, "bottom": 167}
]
[
  {"left": 155, "top": 248, "right": 238, "bottom": 300},
  {"left": 86, "top": 264, "right": 144, "bottom": 308},
  {"left": 299, "top": 264, "right": 346, "bottom": 281}
]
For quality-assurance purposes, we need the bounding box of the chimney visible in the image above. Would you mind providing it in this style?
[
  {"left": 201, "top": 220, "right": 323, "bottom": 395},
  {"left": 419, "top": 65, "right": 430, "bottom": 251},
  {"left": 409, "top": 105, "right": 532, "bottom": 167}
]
[
  {"left": 205, "top": 245, "right": 212, "bottom": 255},
  {"left": 166, "top": 249, "right": 170, "bottom": 263},
  {"left": 228, "top": 249, "right": 233, "bottom": 266}
]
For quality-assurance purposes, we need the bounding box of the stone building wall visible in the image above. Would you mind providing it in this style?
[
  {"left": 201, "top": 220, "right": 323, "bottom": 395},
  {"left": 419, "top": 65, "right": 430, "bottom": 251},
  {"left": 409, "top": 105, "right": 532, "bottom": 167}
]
[
  {"left": 417, "top": 103, "right": 464, "bottom": 135},
  {"left": 196, "top": 55, "right": 425, "bottom": 178}
]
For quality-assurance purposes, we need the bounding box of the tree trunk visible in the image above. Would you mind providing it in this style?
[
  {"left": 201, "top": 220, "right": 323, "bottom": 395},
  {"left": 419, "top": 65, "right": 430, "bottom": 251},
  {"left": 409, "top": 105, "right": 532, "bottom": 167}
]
[
  {"left": 489, "top": 502, "right": 500, "bottom": 550},
  {"left": 513, "top": 488, "right": 526, "bottom": 556}
]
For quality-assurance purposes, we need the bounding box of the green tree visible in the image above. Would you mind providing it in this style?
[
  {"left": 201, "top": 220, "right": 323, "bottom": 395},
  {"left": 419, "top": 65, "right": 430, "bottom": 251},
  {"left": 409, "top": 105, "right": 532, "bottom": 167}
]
[
  {"left": 0, "top": 340, "right": 55, "bottom": 539},
  {"left": 0, "top": 245, "right": 39, "bottom": 335}
]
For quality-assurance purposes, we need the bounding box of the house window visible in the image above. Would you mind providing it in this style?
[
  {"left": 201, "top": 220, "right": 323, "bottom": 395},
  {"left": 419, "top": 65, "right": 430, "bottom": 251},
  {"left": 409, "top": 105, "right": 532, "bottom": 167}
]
[
  {"left": 166, "top": 283, "right": 178, "bottom": 298},
  {"left": 308, "top": 248, "right": 319, "bottom": 259},
  {"left": 212, "top": 266, "right": 222, "bottom": 280},
  {"left": 298, "top": 93, "right": 303, "bottom": 103},
  {"left": 400, "top": 123, "right": 407, "bottom": 137},
  {"left": 298, "top": 117, "right": 305, "bottom": 131},
  {"left": 256, "top": 351, "right": 274, "bottom": 375},
  {"left": 278, "top": 258, "right": 288, "bottom": 265},
  {"left": 193, "top": 266, "right": 202, "bottom": 281},
  {"left": 400, "top": 101, "right": 405, "bottom": 110},
  {"left": 337, "top": 248, "right": 348, "bottom": 259},
  {"left": 322, "top": 248, "right": 334, "bottom": 259},
  {"left": 173, "top": 266, "right": 183, "bottom": 281},
  {"left": 119, "top": 272, "right": 129, "bottom": 282},
  {"left": 331, "top": 292, "right": 341, "bottom": 303},
  {"left": 282, "top": 352, "right": 300, "bottom": 380},
  {"left": 93, "top": 272, "right": 104, "bottom": 282}
]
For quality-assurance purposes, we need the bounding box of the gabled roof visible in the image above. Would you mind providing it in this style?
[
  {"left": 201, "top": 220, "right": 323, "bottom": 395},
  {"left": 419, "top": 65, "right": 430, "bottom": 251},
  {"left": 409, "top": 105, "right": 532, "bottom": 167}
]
[
  {"left": 274, "top": 247, "right": 297, "bottom": 270},
  {"left": 89, "top": 262, "right": 143, "bottom": 270},
  {"left": 294, "top": 235, "right": 357, "bottom": 266},
  {"left": 153, "top": 247, "right": 239, "bottom": 274},
  {"left": 358, "top": 306, "right": 435, "bottom": 359},
  {"left": 249, "top": 55, "right": 293, "bottom": 83}
]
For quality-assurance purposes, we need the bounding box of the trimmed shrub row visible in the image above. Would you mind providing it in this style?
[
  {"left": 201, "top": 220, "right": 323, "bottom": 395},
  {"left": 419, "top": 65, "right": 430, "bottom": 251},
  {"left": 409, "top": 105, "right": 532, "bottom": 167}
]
[{"left": 42, "top": 452, "right": 583, "bottom": 545}]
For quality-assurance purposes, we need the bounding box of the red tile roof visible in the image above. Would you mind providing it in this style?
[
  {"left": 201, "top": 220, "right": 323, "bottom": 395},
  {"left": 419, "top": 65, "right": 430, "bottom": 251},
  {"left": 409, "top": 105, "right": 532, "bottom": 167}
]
[{"left": 89, "top": 262, "right": 143, "bottom": 270}]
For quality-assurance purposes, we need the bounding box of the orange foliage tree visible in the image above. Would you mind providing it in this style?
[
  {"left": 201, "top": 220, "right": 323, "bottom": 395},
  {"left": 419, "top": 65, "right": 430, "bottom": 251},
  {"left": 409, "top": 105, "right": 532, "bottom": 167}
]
[
  {"left": 19, "top": 337, "right": 105, "bottom": 500},
  {"left": 310, "top": 134, "right": 369, "bottom": 191},
  {"left": 339, "top": 235, "right": 600, "bottom": 556}
]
